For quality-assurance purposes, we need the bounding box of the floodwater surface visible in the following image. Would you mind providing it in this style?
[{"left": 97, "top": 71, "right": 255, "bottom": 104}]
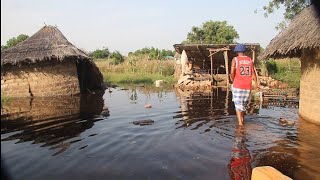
[{"left": 1, "top": 87, "right": 320, "bottom": 180}]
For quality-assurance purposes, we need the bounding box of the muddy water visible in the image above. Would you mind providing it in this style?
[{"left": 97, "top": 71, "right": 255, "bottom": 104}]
[{"left": 1, "top": 87, "right": 319, "bottom": 180}]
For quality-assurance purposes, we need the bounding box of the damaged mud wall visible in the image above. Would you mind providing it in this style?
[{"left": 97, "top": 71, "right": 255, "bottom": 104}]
[
  {"left": 1, "top": 61, "right": 80, "bottom": 97},
  {"left": 299, "top": 48, "right": 320, "bottom": 124}
]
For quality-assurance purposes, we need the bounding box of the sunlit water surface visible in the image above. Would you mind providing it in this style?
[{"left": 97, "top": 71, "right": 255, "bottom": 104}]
[{"left": 1, "top": 87, "right": 319, "bottom": 180}]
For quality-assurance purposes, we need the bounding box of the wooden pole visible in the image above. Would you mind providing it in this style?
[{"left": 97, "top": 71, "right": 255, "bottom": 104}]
[
  {"left": 224, "top": 50, "right": 229, "bottom": 87},
  {"left": 210, "top": 51, "right": 213, "bottom": 81},
  {"left": 252, "top": 49, "right": 260, "bottom": 87}
]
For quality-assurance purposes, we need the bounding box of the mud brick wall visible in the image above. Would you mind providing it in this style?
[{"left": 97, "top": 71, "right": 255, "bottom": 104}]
[
  {"left": 1, "top": 61, "right": 80, "bottom": 97},
  {"left": 299, "top": 48, "right": 320, "bottom": 124}
]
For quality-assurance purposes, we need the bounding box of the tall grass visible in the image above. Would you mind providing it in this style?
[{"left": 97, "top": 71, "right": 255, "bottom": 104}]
[
  {"left": 95, "top": 56, "right": 176, "bottom": 85},
  {"left": 261, "top": 58, "right": 301, "bottom": 88}
]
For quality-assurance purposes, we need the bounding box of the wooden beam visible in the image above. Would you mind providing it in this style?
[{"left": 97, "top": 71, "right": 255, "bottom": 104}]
[
  {"left": 207, "top": 47, "right": 230, "bottom": 57},
  {"left": 224, "top": 50, "right": 230, "bottom": 87}
]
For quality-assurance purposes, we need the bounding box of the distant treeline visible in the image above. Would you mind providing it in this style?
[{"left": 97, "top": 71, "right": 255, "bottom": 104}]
[
  {"left": 89, "top": 47, "right": 175, "bottom": 64},
  {"left": 128, "top": 47, "right": 175, "bottom": 60},
  {"left": 1, "top": 34, "right": 29, "bottom": 51}
]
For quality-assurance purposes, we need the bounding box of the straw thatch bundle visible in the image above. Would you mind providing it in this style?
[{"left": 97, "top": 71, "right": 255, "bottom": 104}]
[
  {"left": 1, "top": 25, "right": 89, "bottom": 65},
  {"left": 259, "top": 4, "right": 320, "bottom": 59}
]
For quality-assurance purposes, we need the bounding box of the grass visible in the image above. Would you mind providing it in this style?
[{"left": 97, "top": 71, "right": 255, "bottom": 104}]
[
  {"left": 103, "top": 72, "right": 176, "bottom": 85},
  {"left": 95, "top": 56, "right": 176, "bottom": 85},
  {"left": 261, "top": 58, "right": 301, "bottom": 88},
  {"left": 1, "top": 93, "right": 11, "bottom": 106}
]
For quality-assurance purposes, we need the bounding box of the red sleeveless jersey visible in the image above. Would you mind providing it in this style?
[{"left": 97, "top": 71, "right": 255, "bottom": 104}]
[{"left": 233, "top": 56, "right": 253, "bottom": 90}]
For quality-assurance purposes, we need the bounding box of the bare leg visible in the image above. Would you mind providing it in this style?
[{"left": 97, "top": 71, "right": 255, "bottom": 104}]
[
  {"left": 240, "top": 111, "right": 245, "bottom": 125},
  {"left": 236, "top": 110, "right": 243, "bottom": 126}
]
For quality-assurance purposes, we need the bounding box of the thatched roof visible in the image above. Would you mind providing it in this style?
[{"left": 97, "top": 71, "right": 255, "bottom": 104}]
[
  {"left": 1, "top": 25, "right": 89, "bottom": 66},
  {"left": 173, "top": 43, "right": 260, "bottom": 71},
  {"left": 259, "top": 4, "right": 320, "bottom": 59},
  {"left": 174, "top": 44, "right": 260, "bottom": 58}
]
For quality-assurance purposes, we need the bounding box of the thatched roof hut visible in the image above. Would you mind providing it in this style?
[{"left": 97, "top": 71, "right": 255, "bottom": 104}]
[
  {"left": 1, "top": 26, "right": 104, "bottom": 97},
  {"left": 259, "top": 4, "right": 320, "bottom": 59},
  {"left": 260, "top": 4, "right": 320, "bottom": 124},
  {"left": 1, "top": 26, "right": 89, "bottom": 65}
]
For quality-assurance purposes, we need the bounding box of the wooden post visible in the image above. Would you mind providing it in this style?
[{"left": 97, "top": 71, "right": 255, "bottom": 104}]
[
  {"left": 252, "top": 49, "right": 260, "bottom": 86},
  {"left": 210, "top": 51, "right": 213, "bottom": 81},
  {"left": 224, "top": 50, "right": 230, "bottom": 87}
]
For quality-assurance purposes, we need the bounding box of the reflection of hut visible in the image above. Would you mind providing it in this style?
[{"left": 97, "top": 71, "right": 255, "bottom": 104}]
[
  {"left": 1, "top": 94, "right": 106, "bottom": 155},
  {"left": 1, "top": 25, "right": 104, "bottom": 97},
  {"left": 259, "top": 4, "right": 320, "bottom": 124},
  {"left": 174, "top": 44, "right": 260, "bottom": 89}
]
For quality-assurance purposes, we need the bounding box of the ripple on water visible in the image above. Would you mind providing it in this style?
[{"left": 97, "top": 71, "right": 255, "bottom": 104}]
[{"left": 1, "top": 87, "right": 319, "bottom": 180}]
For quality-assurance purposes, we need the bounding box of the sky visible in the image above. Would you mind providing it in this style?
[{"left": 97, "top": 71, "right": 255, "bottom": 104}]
[{"left": 1, "top": 0, "right": 284, "bottom": 55}]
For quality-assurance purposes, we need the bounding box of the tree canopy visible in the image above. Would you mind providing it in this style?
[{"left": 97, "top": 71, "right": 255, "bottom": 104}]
[
  {"left": 1, "top": 34, "right": 29, "bottom": 51},
  {"left": 89, "top": 48, "right": 110, "bottom": 59},
  {"left": 183, "top": 20, "right": 239, "bottom": 44},
  {"left": 263, "top": 0, "right": 311, "bottom": 29}
]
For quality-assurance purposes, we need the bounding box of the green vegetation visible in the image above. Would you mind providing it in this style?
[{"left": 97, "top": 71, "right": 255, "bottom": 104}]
[
  {"left": 89, "top": 48, "right": 110, "bottom": 59},
  {"left": 95, "top": 50, "right": 176, "bottom": 85},
  {"left": 89, "top": 48, "right": 124, "bottom": 65},
  {"left": 262, "top": 0, "right": 310, "bottom": 29},
  {"left": 1, "top": 34, "right": 29, "bottom": 51},
  {"left": 102, "top": 72, "right": 175, "bottom": 85},
  {"left": 128, "top": 47, "right": 175, "bottom": 60},
  {"left": 261, "top": 58, "right": 301, "bottom": 88},
  {"left": 1, "top": 93, "right": 11, "bottom": 106},
  {"left": 183, "top": 20, "right": 239, "bottom": 44}
]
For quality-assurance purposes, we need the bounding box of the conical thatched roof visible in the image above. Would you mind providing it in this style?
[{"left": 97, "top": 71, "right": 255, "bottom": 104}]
[
  {"left": 1, "top": 25, "right": 89, "bottom": 65},
  {"left": 259, "top": 4, "right": 320, "bottom": 59}
]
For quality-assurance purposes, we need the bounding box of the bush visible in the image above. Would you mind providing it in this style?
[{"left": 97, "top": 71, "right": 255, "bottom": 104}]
[
  {"left": 89, "top": 48, "right": 110, "bottom": 59},
  {"left": 261, "top": 58, "right": 301, "bottom": 88},
  {"left": 110, "top": 51, "right": 124, "bottom": 64},
  {"left": 264, "top": 59, "right": 278, "bottom": 74}
]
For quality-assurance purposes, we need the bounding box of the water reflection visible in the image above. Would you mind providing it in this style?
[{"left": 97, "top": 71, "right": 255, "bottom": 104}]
[
  {"left": 1, "top": 86, "right": 320, "bottom": 180},
  {"left": 174, "top": 87, "right": 260, "bottom": 129},
  {"left": 1, "top": 92, "right": 107, "bottom": 155},
  {"left": 228, "top": 126, "right": 251, "bottom": 180}
]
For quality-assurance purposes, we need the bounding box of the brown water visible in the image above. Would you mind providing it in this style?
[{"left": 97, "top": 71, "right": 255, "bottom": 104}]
[{"left": 1, "top": 87, "right": 320, "bottom": 180}]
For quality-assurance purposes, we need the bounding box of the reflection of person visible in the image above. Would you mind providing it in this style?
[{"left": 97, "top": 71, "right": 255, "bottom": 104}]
[
  {"left": 228, "top": 126, "right": 251, "bottom": 180},
  {"left": 230, "top": 44, "right": 259, "bottom": 126}
]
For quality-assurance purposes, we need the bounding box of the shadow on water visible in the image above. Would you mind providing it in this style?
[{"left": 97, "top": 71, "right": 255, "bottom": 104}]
[{"left": 1, "top": 92, "right": 108, "bottom": 156}]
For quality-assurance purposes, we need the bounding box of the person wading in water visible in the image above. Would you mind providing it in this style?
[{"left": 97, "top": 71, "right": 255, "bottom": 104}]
[{"left": 230, "top": 44, "right": 259, "bottom": 126}]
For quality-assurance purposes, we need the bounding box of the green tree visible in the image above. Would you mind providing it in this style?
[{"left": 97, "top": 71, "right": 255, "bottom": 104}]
[
  {"left": 1, "top": 34, "right": 29, "bottom": 51},
  {"left": 263, "top": 0, "right": 311, "bottom": 29},
  {"left": 132, "top": 47, "right": 176, "bottom": 60},
  {"left": 183, "top": 20, "right": 239, "bottom": 44},
  {"left": 110, "top": 51, "right": 124, "bottom": 64},
  {"left": 89, "top": 48, "right": 110, "bottom": 59}
]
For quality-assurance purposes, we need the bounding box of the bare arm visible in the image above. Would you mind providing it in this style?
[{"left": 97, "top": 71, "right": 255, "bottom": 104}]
[{"left": 230, "top": 58, "right": 236, "bottom": 82}]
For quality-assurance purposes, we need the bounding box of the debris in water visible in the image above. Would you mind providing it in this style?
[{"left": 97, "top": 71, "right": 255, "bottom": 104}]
[
  {"left": 279, "top": 118, "right": 295, "bottom": 126},
  {"left": 145, "top": 104, "right": 152, "bottom": 108},
  {"left": 133, "top": 119, "right": 154, "bottom": 126}
]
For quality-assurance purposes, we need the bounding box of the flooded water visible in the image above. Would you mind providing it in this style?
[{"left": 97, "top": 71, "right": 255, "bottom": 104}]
[{"left": 1, "top": 87, "right": 320, "bottom": 180}]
